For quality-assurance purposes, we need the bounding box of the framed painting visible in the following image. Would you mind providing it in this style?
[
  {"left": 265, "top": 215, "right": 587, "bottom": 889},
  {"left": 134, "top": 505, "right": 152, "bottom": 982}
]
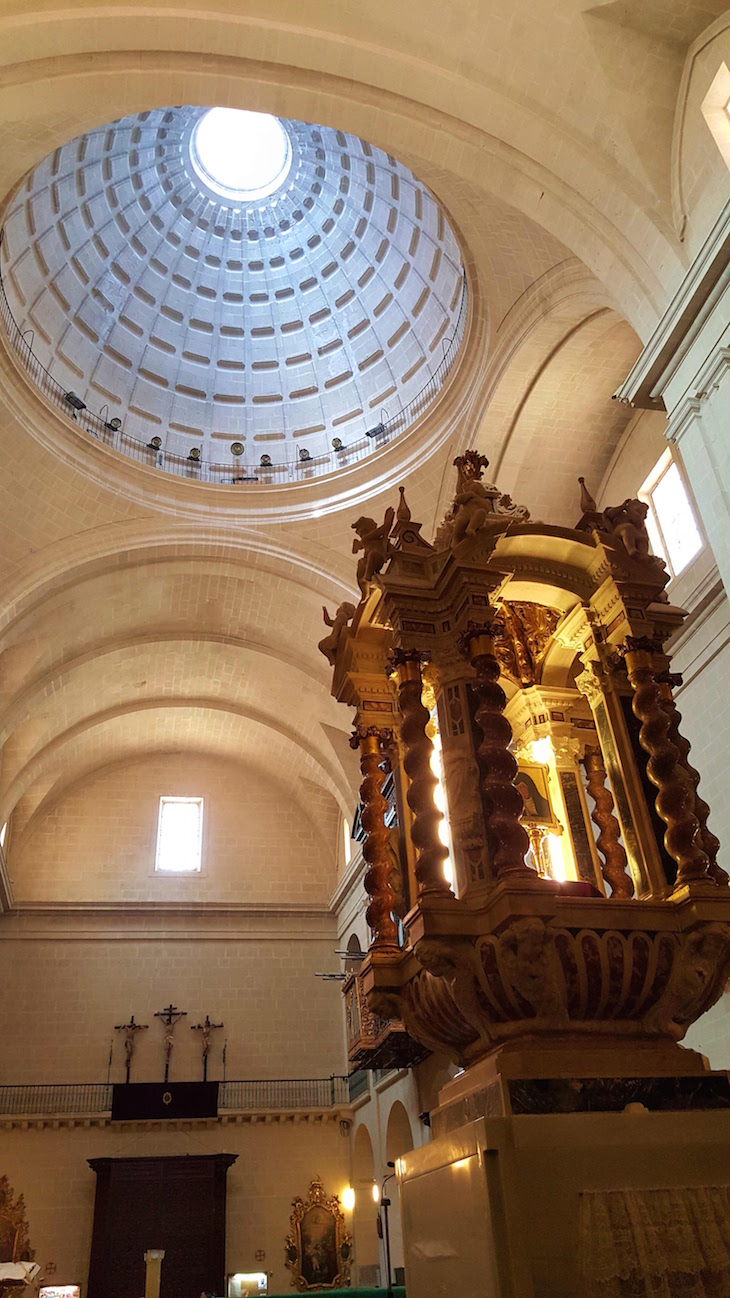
[
  {"left": 285, "top": 1179, "right": 352, "bottom": 1292},
  {"left": 515, "top": 763, "right": 560, "bottom": 829}
]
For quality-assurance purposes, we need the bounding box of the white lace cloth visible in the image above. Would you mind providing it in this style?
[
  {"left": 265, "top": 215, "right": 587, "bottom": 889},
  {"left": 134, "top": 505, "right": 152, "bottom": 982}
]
[{"left": 580, "top": 1188, "right": 730, "bottom": 1297}]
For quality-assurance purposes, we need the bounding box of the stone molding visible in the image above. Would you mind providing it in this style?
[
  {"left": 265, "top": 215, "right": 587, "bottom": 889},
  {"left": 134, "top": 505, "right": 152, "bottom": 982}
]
[{"left": 616, "top": 199, "right": 730, "bottom": 409}]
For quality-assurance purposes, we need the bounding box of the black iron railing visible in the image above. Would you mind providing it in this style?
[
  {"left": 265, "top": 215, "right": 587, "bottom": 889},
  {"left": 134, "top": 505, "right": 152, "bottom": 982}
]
[
  {"left": 0, "top": 232, "right": 468, "bottom": 487},
  {"left": 0, "top": 1076, "right": 352, "bottom": 1116},
  {"left": 347, "top": 1069, "right": 370, "bottom": 1102}
]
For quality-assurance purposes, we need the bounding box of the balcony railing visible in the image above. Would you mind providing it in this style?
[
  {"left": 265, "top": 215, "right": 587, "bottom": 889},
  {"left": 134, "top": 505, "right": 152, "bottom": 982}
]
[
  {"left": 0, "top": 232, "right": 468, "bottom": 488},
  {"left": 0, "top": 1076, "right": 351, "bottom": 1118}
]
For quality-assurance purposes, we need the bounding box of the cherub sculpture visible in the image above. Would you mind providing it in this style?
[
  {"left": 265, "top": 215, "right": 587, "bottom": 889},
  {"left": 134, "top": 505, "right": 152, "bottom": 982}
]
[
  {"left": 603, "top": 498, "right": 653, "bottom": 561},
  {"left": 351, "top": 507, "right": 395, "bottom": 599},
  {"left": 451, "top": 477, "right": 502, "bottom": 545},
  {"left": 318, "top": 601, "right": 357, "bottom": 665}
]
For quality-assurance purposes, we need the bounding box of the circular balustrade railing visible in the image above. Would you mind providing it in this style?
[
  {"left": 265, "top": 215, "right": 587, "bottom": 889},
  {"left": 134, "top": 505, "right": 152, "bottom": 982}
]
[{"left": 0, "top": 238, "right": 467, "bottom": 488}]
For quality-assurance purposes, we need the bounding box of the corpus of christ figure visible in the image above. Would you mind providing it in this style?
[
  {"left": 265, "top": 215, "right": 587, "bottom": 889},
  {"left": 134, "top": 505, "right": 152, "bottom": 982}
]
[
  {"left": 114, "top": 1014, "right": 149, "bottom": 1083},
  {"left": 190, "top": 1014, "right": 224, "bottom": 1081},
  {"left": 154, "top": 1003, "right": 187, "bottom": 1082}
]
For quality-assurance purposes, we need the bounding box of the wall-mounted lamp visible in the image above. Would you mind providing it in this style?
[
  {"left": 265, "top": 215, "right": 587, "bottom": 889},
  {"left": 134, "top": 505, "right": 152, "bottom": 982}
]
[
  {"left": 64, "top": 391, "right": 86, "bottom": 416},
  {"left": 341, "top": 1187, "right": 355, "bottom": 1212},
  {"left": 372, "top": 1183, "right": 380, "bottom": 1204}
]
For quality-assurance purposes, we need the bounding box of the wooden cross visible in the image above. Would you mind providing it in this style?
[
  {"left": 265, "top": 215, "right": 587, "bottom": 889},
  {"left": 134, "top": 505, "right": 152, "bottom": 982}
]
[
  {"left": 154, "top": 1003, "right": 187, "bottom": 1082},
  {"left": 190, "top": 1014, "right": 224, "bottom": 1081},
  {"left": 114, "top": 1014, "right": 149, "bottom": 1084}
]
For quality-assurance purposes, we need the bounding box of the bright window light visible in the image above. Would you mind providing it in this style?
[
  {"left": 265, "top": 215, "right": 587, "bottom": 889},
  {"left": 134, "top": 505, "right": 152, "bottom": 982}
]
[
  {"left": 155, "top": 797, "right": 204, "bottom": 873},
  {"left": 429, "top": 713, "right": 455, "bottom": 889},
  {"left": 342, "top": 816, "right": 352, "bottom": 867},
  {"left": 0, "top": 821, "right": 7, "bottom": 849},
  {"left": 191, "top": 108, "right": 292, "bottom": 201},
  {"left": 639, "top": 450, "right": 703, "bottom": 579}
]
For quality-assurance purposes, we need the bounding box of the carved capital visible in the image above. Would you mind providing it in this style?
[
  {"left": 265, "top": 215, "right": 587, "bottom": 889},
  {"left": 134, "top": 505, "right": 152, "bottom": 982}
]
[
  {"left": 457, "top": 618, "right": 498, "bottom": 661},
  {"left": 349, "top": 724, "right": 393, "bottom": 751}
]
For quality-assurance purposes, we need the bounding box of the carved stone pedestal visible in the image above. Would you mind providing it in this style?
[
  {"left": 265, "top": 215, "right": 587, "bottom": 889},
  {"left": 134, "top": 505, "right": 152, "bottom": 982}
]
[{"left": 398, "top": 1069, "right": 730, "bottom": 1297}]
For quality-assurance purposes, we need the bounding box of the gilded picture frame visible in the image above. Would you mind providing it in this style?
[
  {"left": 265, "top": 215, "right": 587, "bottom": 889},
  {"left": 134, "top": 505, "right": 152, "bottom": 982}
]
[
  {"left": 515, "top": 762, "right": 560, "bottom": 829},
  {"left": 285, "top": 1178, "right": 352, "bottom": 1292}
]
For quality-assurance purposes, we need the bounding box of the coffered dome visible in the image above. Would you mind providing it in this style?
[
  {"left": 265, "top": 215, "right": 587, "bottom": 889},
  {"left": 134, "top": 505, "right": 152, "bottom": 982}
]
[{"left": 0, "top": 106, "right": 466, "bottom": 476}]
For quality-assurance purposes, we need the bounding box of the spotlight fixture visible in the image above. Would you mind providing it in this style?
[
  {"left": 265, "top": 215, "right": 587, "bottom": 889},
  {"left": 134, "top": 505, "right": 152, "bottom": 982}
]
[
  {"left": 147, "top": 436, "right": 163, "bottom": 451},
  {"left": 365, "top": 422, "right": 386, "bottom": 440},
  {"left": 64, "top": 391, "right": 86, "bottom": 412},
  {"left": 314, "top": 971, "right": 346, "bottom": 981},
  {"left": 298, "top": 447, "right": 312, "bottom": 462},
  {"left": 105, "top": 416, "right": 122, "bottom": 433},
  {"left": 260, "top": 454, "right": 272, "bottom": 468},
  {"left": 230, "top": 441, "right": 244, "bottom": 456},
  {"left": 332, "top": 437, "right": 345, "bottom": 451},
  {"left": 188, "top": 447, "right": 201, "bottom": 462}
]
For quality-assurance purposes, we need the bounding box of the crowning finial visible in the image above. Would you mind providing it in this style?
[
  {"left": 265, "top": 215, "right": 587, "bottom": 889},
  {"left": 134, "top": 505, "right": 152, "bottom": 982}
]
[
  {"left": 390, "top": 485, "right": 433, "bottom": 553},
  {"left": 578, "top": 476, "right": 597, "bottom": 513},
  {"left": 397, "top": 484, "right": 411, "bottom": 524}
]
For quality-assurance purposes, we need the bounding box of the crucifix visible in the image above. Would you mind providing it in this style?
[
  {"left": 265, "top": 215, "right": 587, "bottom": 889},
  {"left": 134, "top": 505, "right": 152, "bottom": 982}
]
[
  {"left": 190, "top": 1015, "right": 224, "bottom": 1081},
  {"left": 154, "top": 1003, "right": 187, "bottom": 1082},
  {"left": 114, "top": 1014, "right": 149, "bottom": 1084}
]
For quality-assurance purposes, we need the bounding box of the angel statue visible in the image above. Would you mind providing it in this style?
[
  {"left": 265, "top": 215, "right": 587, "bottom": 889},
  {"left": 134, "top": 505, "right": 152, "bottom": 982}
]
[
  {"left": 318, "top": 602, "right": 357, "bottom": 666},
  {"left": 351, "top": 507, "right": 395, "bottom": 599}
]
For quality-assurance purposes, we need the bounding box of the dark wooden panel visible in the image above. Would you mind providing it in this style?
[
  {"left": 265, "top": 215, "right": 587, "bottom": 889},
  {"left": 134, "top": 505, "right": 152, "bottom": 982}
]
[{"left": 87, "top": 1154, "right": 236, "bottom": 1298}]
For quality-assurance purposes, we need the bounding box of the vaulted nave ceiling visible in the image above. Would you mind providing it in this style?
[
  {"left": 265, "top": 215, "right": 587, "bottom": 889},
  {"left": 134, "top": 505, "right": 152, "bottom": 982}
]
[{"left": 0, "top": 0, "right": 725, "bottom": 904}]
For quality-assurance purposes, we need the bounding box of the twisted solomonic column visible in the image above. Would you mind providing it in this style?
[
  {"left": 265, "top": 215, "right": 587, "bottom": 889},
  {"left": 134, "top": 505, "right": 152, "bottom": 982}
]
[
  {"left": 458, "top": 622, "right": 532, "bottom": 880},
  {"left": 350, "top": 725, "right": 400, "bottom": 947},
  {"left": 622, "top": 639, "right": 710, "bottom": 889},
  {"left": 582, "top": 745, "right": 634, "bottom": 898},
  {"left": 656, "top": 672, "right": 728, "bottom": 888},
  {"left": 390, "top": 650, "right": 452, "bottom": 898}
]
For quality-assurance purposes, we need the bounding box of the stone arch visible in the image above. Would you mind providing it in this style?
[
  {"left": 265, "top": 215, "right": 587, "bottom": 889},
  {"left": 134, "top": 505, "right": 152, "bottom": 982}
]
[
  {"left": 384, "top": 1101, "right": 415, "bottom": 1279},
  {"left": 352, "top": 1122, "right": 379, "bottom": 1286},
  {"left": 345, "top": 934, "right": 365, "bottom": 976}
]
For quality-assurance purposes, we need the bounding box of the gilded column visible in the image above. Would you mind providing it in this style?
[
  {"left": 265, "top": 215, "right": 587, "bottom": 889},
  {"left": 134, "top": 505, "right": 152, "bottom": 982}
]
[
  {"left": 582, "top": 744, "right": 634, "bottom": 897},
  {"left": 351, "top": 724, "right": 400, "bottom": 946},
  {"left": 656, "top": 671, "right": 728, "bottom": 887},
  {"left": 459, "top": 622, "right": 532, "bottom": 880},
  {"left": 391, "top": 649, "right": 452, "bottom": 897},
  {"left": 622, "top": 639, "right": 710, "bottom": 888}
]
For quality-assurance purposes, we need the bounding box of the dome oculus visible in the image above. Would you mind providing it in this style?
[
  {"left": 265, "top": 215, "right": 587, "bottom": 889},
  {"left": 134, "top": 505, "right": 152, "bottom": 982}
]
[{"left": 190, "top": 108, "right": 292, "bottom": 201}]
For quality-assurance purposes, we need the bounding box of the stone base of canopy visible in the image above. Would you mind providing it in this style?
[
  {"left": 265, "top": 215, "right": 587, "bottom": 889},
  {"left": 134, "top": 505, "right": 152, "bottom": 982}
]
[{"left": 359, "top": 881, "right": 730, "bottom": 1073}]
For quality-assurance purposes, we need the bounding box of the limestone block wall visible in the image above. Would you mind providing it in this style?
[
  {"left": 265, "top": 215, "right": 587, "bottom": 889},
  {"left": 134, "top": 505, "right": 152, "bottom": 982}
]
[
  {"left": 0, "top": 916, "right": 347, "bottom": 1083},
  {"left": 0, "top": 1119, "right": 351, "bottom": 1296},
  {"left": 7, "top": 752, "right": 337, "bottom": 905}
]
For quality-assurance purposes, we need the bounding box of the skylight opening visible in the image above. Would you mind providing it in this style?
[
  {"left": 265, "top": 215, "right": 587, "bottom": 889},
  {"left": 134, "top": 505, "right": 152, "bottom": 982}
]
[
  {"left": 190, "top": 108, "right": 292, "bottom": 201},
  {"left": 155, "top": 796, "right": 204, "bottom": 873}
]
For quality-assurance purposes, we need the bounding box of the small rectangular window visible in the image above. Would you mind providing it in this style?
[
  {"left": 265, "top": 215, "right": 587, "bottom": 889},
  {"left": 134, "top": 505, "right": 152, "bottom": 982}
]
[
  {"left": 155, "top": 796, "right": 203, "bottom": 873},
  {"left": 639, "top": 450, "right": 703, "bottom": 579}
]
